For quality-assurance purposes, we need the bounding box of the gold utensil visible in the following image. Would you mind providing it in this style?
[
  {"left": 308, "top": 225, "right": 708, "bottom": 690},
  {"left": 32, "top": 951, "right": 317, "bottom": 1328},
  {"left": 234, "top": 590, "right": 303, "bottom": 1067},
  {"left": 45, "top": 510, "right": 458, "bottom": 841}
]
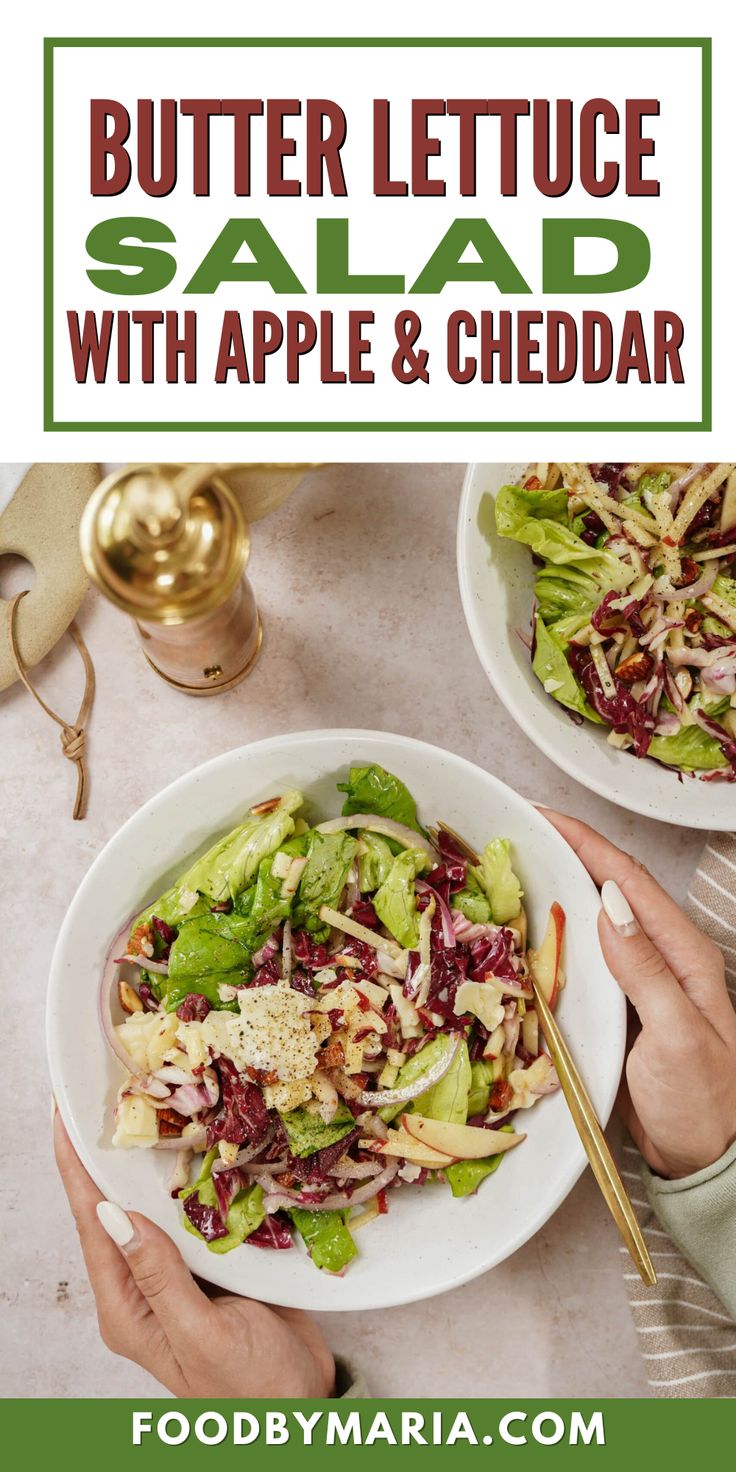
[{"left": 428, "top": 820, "right": 656, "bottom": 1287}]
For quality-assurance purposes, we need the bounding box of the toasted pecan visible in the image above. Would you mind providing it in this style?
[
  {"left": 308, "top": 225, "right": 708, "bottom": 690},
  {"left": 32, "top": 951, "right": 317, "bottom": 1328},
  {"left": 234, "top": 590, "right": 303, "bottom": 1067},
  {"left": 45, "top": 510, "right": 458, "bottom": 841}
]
[
  {"left": 615, "top": 651, "right": 654, "bottom": 685},
  {"left": 157, "top": 1108, "right": 185, "bottom": 1138}
]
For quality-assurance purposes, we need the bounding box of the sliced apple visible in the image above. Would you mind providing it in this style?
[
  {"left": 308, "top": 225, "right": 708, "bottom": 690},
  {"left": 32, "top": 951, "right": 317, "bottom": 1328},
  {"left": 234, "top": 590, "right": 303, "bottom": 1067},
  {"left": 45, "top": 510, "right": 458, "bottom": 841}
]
[
  {"left": 402, "top": 1113, "right": 525, "bottom": 1159},
  {"left": 482, "top": 1022, "right": 506, "bottom": 1060},
  {"left": 360, "top": 1128, "right": 456, "bottom": 1169},
  {"left": 527, "top": 901, "right": 565, "bottom": 1008},
  {"left": 521, "top": 1007, "right": 539, "bottom": 1057}
]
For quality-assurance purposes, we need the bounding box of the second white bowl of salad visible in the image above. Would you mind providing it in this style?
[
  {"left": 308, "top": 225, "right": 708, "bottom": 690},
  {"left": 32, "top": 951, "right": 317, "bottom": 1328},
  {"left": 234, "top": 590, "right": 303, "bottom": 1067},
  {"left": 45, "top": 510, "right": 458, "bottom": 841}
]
[
  {"left": 47, "top": 730, "right": 624, "bottom": 1311},
  {"left": 458, "top": 462, "right": 736, "bottom": 829}
]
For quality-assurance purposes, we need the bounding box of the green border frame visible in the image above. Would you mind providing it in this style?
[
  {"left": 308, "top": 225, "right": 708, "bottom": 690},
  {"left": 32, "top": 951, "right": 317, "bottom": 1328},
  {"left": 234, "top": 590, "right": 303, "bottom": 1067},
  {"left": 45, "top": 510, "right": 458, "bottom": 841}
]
[{"left": 43, "top": 36, "right": 712, "bottom": 433}]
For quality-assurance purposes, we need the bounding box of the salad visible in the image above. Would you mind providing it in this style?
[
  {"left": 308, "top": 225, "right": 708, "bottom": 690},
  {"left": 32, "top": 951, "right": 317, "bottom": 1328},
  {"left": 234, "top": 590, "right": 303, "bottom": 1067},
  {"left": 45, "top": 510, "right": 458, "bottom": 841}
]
[
  {"left": 497, "top": 463, "right": 736, "bottom": 779},
  {"left": 103, "top": 765, "right": 563, "bottom": 1275}
]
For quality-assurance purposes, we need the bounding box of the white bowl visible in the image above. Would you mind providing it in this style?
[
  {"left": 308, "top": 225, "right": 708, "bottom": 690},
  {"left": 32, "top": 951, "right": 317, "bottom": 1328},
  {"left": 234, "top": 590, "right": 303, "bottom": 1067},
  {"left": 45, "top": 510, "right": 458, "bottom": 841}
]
[
  {"left": 458, "top": 463, "right": 736, "bottom": 830},
  {"left": 47, "top": 729, "right": 624, "bottom": 1312}
]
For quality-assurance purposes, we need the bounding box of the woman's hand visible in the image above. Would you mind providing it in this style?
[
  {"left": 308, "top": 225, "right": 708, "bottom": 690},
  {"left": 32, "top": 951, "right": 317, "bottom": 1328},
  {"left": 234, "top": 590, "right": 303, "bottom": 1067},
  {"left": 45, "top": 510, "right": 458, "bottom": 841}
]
[
  {"left": 53, "top": 1113, "right": 335, "bottom": 1397},
  {"left": 542, "top": 811, "right": 736, "bottom": 1180}
]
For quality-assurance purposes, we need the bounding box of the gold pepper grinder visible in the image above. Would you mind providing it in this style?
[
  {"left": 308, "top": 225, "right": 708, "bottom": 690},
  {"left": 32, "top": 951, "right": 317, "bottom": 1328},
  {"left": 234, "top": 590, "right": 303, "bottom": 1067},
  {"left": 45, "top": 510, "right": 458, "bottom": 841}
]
[{"left": 80, "top": 463, "right": 262, "bottom": 694}]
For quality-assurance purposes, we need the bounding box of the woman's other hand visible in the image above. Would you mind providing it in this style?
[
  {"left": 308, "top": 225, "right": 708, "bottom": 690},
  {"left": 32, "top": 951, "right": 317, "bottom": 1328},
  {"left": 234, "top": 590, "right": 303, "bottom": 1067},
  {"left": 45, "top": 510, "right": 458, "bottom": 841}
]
[{"left": 543, "top": 810, "right": 736, "bottom": 1179}]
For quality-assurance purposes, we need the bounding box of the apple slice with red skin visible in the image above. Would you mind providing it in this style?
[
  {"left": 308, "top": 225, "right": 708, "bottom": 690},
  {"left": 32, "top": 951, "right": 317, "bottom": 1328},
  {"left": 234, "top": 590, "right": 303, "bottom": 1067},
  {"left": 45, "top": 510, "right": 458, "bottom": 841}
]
[
  {"left": 361, "top": 1128, "right": 457, "bottom": 1169},
  {"left": 527, "top": 902, "right": 565, "bottom": 1009},
  {"left": 401, "top": 1113, "right": 525, "bottom": 1159}
]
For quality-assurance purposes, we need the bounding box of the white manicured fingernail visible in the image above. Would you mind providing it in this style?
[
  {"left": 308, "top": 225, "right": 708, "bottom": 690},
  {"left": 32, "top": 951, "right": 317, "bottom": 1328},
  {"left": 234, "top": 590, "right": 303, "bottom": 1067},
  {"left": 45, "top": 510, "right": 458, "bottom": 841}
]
[
  {"left": 97, "top": 1201, "right": 138, "bottom": 1251},
  {"left": 601, "top": 880, "right": 639, "bottom": 937},
  {"left": 51, "top": 1094, "right": 57, "bottom": 1123},
  {"left": 528, "top": 800, "right": 550, "bottom": 809}
]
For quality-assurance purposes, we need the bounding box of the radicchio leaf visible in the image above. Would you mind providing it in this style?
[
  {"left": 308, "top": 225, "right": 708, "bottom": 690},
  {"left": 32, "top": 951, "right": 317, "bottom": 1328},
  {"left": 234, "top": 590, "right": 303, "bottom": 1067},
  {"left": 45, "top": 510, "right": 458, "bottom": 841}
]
[{"left": 183, "top": 1194, "right": 228, "bottom": 1241}]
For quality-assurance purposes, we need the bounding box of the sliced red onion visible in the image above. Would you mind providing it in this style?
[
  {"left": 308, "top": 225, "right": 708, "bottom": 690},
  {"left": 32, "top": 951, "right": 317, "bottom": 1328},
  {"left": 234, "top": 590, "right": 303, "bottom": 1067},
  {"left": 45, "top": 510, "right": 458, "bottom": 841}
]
[
  {"left": 99, "top": 919, "right": 150, "bottom": 1082},
  {"left": 168, "top": 1074, "right": 219, "bottom": 1117},
  {"left": 155, "top": 1064, "right": 192, "bottom": 1086},
  {"left": 129, "top": 1076, "right": 171, "bottom": 1101},
  {"left": 262, "top": 1161, "right": 399, "bottom": 1214},
  {"left": 328, "top": 1157, "right": 383, "bottom": 1180},
  {"left": 351, "top": 1034, "right": 462, "bottom": 1108},
  {"left": 118, "top": 954, "right": 169, "bottom": 975},
  {"left": 654, "top": 711, "right": 682, "bottom": 736},
  {"left": 211, "top": 1126, "right": 274, "bottom": 1174},
  {"left": 668, "top": 645, "right": 722, "bottom": 669},
  {"left": 664, "top": 667, "right": 686, "bottom": 713},
  {"left": 309, "top": 1161, "right": 399, "bottom": 1211},
  {"left": 640, "top": 617, "right": 683, "bottom": 650},
  {"left": 666, "top": 462, "right": 711, "bottom": 511},
  {"left": 375, "top": 950, "right": 408, "bottom": 979},
  {"left": 282, "top": 919, "right": 293, "bottom": 983},
  {"left": 239, "top": 1159, "right": 286, "bottom": 1176},
  {"left": 358, "top": 1112, "right": 389, "bottom": 1140},
  {"left": 702, "top": 660, "right": 736, "bottom": 695},
  {"left": 416, "top": 879, "right": 455, "bottom": 949},
  {"left": 260, "top": 1189, "right": 326, "bottom": 1214},
  {"left": 653, "top": 562, "right": 717, "bottom": 603},
  {"left": 317, "top": 814, "right": 437, "bottom": 864}
]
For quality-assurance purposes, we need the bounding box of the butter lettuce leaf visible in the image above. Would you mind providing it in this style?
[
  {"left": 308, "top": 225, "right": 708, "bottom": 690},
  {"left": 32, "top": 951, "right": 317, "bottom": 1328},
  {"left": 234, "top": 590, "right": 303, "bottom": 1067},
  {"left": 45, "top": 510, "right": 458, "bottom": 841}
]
[
  {"left": 373, "top": 848, "right": 429, "bottom": 948},
  {"left": 132, "top": 792, "right": 304, "bottom": 939},
  {"left": 244, "top": 834, "right": 310, "bottom": 944},
  {"left": 181, "top": 1150, "right": 266, "bottom": 1253},
  {"left": 358, "top": 832, "right": 394, "bottom": 893},
  {"left": 179, "top": 791, "right": 303, "bottom": 903},
  {"left": 380, "top": 1035, "right": 460, "bottom": 1123},
  {"left": 167, "top": 912, "right": 252, "bottom": 981},
  {"left": 413, "top": 1038, "right": 471, "bottom": 1126},
  {"left": 467, "top": 1059, "right": 494, "bottom": 1118},
  {"left": 289, "top": 1208, "right": 357, "bottom": 1274},
  {"left": 648, "top": 724, "right": 728, "bottom": 772},
  {"left": 293, "top": 831, "right": 357, "bottom": 934},
  {"left": 452, "top": 873, "right": 491, "bottom": 927},
  {"left": 338, "top": 763, "right": 423, "bottom": 834},
  {"left": 532, "top": 615, "right": 602, "bottom": 723},
  {"left": 534, "top": 565, "right": 598, "bottom": 627},
  {"left": 472, "top": 838, "right": 522, "bottom": 925},
  {"left": 444, "top": 1126, "right": 514, "bottom": 1198},
  {"left": 496, "top": 484, "right": 634, "bottom": 592},
  {"left": 279, "top": 1102, "right": 355, "bottom": 1159}
]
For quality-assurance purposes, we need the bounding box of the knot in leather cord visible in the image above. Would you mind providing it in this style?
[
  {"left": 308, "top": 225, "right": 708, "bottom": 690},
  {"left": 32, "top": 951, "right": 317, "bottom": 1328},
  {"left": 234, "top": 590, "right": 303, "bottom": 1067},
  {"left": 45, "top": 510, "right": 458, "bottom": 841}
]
[{"left": 6, "top": 591, "right": 95, "bottom": 820}]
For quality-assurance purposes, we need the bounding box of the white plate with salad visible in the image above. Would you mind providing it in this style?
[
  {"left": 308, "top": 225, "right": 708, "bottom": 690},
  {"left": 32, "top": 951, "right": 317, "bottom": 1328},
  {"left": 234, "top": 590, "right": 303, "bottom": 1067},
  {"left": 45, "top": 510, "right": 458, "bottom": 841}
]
[
  {"left": 47, "top": 730, "right": 624, "bottom": 1311},
  {"left": 458, "top": 462, "right": 736, "bottom": 829}
]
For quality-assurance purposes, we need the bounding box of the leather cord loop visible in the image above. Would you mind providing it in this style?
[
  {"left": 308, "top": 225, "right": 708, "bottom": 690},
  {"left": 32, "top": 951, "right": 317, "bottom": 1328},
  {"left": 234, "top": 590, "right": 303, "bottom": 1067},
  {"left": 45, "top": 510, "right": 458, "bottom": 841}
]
[{"left": 6, "top": 590, "right": 95, "bottom": 819}]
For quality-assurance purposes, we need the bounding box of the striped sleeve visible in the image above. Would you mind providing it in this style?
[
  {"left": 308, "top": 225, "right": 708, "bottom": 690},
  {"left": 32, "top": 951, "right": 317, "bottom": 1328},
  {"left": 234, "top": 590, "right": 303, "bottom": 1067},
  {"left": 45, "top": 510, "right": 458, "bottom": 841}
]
[{"left": 622, "top": 831, "right": 736, "bottom": 1398}]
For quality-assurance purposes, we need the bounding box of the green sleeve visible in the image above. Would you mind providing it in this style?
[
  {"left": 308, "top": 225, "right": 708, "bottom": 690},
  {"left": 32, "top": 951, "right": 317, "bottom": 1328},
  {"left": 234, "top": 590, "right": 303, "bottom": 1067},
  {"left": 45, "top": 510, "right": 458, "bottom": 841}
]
[{"left": 644, "top": 1139, "right": 736, "bottom": 1321}]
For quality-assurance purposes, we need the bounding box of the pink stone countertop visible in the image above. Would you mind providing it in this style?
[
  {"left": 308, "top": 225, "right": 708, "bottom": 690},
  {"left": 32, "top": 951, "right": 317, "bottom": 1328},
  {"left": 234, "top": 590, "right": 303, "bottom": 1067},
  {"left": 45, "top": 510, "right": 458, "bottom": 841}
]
[{"left": 1, "top": 463, "right": 704, "bottom": 1397}]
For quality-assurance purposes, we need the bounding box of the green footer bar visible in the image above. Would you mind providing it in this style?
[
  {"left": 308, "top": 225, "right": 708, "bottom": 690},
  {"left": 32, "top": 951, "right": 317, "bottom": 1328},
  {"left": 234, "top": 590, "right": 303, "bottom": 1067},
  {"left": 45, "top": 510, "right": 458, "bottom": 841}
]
[{"left": 9, "top": 1399, "right": 731, "bottom": 1468}]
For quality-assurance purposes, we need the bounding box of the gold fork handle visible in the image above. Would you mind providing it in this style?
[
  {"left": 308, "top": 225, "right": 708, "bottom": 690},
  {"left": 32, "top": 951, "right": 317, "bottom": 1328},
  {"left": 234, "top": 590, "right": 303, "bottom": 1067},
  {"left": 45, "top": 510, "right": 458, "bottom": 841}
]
[
  {"left": 533, "top": 982, "right": 656, "bottom": 1286},
  {"left": 435, "top": 820, "right": 655, "bottom": 1285}
]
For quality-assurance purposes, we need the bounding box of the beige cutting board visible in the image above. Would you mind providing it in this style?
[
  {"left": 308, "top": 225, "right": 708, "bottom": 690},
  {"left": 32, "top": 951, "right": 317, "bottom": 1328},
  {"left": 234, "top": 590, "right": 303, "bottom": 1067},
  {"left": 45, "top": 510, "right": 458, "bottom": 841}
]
[{"left": 0, "top": 464, "right": 99, "bottom": 692}]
